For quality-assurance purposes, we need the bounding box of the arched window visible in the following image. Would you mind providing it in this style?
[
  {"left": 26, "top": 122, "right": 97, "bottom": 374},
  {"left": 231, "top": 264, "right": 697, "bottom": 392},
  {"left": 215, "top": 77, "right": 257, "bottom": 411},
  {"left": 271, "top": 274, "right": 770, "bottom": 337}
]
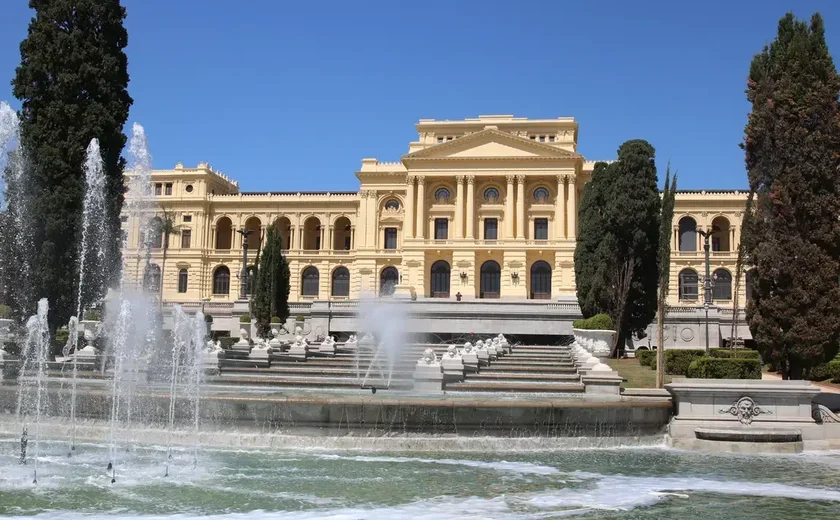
[
  {"left": 215, "top": 217, "right": 233, "bottom": 249},
  {"left": 713, "top": 269, "right": 732, "bottom": 300},
  {"left": 745, "top": 268, "right": 756, "bottom": 301},
  {"left": 480, "top": 261, "right": 501, "bottom": 299},
  {"left": 144, "top": 263, "right": 161, "bottom": 293},
  {"left": 244, "top": 216, "right": 262, "bottom": 251},
  {"left": 384, "top": 199, "right": 400, "bottom": 211},
  {"left": 434, "top": 188, "right": 450, "bottom": 202},
  {"left": 301, "top": 266, "right": 320, "bottom": 297},
  {"left": 178, "top": 269, "right": 188, "bottom": 293},
  {"left": 530, "top": 261, "right": 551, "bottom": 299},
  {"left": 331, "top": 267, "right": 350, "bottom": 297},
  {"left": 678, "top": 217, "right": 697, "bottom": 252},
  {"left": 149, "top": 217, "right": 163, "bottom": 249},
  {"left": 380, "top": 266, "right": 399, "bottom": 297},
  {"left": 213, "top": 266, "right": 230, "bottom": 295},
  {"left": 711, "top": 216, "right": 731, "bottom": 252},
  {"left": 678, "top": 269, "right": 698, "bottom": 301},
  {"left": 430, "top": 260, "right": 450, "bottom": 298},
  {"left": 484, "top": 187, "right": 500, "bottom": 203},
  {"left": 534, "top": 187, "right": 549, "bottom": 203}
]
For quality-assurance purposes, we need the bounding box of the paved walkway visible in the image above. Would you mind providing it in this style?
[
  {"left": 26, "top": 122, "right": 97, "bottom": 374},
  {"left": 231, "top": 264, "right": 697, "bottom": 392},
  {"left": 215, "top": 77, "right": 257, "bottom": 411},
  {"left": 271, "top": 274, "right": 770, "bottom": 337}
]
[{"left": 762, "top": 371, "right": 840, "bottom": 394}]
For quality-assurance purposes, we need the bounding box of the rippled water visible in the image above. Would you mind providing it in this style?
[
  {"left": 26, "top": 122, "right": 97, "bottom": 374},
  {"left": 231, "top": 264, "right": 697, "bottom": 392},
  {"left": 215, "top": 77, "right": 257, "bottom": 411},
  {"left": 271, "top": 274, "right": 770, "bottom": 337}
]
[{"left": 1, "top": 439, "right": 839, "bottom": 519}]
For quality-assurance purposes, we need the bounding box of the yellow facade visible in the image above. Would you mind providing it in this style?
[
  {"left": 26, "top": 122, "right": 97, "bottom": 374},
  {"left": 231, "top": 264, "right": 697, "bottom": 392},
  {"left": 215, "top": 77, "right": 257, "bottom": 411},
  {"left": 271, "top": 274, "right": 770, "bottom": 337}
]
[{"left": 123, "top": 115, "right": 747, "bottom": 308}]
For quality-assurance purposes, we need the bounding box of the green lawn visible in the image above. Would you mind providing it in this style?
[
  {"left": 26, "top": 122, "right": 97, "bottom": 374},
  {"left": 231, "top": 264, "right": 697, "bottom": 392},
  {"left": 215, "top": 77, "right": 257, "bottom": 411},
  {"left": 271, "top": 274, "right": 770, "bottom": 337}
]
[{"left": 605, "top": 358, "right": 673, "bottom": 388}]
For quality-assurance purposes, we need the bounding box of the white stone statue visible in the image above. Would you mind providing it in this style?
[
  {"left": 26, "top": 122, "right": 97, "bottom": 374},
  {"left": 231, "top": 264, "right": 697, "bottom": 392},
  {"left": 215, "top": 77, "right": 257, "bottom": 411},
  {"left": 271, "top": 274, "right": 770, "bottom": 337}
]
[
  {"left": 249, "top": 337, "right": 272, "bottom": 365},
  {"left": 233, "top": 326, "right": 251, "bottom": 349},
  {"left": 319, "top": 335, "right": 337, "bottom": 357},
  {"left": 288, "top": 334, "right": 309, "bottom": 359},
  {"left": 459, "top": 342, "right": 479, "bottom": 372},
  {"left": 441, "top": 345, "right": 465, "bottom": 381},
  {"left": 269, "top": 326, "right": 288, "bottom": 349},
  {"left": 418, "top": 347, "right": 438, "bottom": 366},
  {"left": 474, "top": 339, "right": 490, "bottom": 365}
]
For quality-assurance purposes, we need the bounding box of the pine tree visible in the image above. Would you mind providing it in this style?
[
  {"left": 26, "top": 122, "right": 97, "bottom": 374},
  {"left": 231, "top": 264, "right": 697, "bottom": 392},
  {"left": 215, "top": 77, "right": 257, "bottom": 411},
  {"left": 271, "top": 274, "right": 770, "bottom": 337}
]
[
  {"left": 11, "top": 0, "right": 132, "bottom": 328},
  {"left": 656, "top": 165, "right": 677, "bottom": 387},
  {"left": 741, "top": 12, "right": 840, "bottom": 379},
  {"left": 574, "top": 140, "right": 661, "bottom": 356}
]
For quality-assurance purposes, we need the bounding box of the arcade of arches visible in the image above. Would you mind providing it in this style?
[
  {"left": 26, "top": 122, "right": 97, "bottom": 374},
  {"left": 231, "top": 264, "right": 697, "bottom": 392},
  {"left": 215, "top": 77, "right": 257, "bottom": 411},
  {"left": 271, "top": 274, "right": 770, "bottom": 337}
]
[{"left": 126, "top": 115, "right": 748, "bottom": 307}]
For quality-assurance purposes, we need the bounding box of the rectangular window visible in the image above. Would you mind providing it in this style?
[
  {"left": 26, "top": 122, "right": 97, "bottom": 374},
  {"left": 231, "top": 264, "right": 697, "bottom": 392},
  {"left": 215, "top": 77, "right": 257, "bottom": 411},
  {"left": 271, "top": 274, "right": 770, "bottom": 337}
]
[
  {"left": 181, "top": 229, "right": 191, "bottom": 249},
  {"left": 534, "top": 218, "right": 548, "bottom": 240},
  {"left": 539, "top": 135, "right": 546, "bottom": 142},
  {"left": 154, "top": 183, "right": 162, "bottom": 196},
  {"left": 529, "top": 135, "right": 536, "bottom": 140},
  {"left": 178, "top": 269, "right": 188, "bottom": 293},
  {"left": 164, "top": 183, "right": 173, "bottom": 195},
  {"left": 437, "top": 137, "right": 444, "bottom": 143},
  {"left": 384, "top": 228, "right": 397, "bottom": 250},
  {"left": 484, "top": 218, "right": 498, "bottom": 240},
  {"left": 549, "top": 136, "right": 556, "bottom": 142},
  {"left": 344, "top": 235, "right": 351, "bottom": 250},
  {"left": 120, "top": 215, "right": 128, "bottom": 223},
  {"left": 435, "top": 218, "right": 448, "bottom": 240},
  {"left": 183, "top": 215, "right": 192, "bottom": 223},
  {"left": 712, "top": 237, "right": 721, "bottom": 251}
]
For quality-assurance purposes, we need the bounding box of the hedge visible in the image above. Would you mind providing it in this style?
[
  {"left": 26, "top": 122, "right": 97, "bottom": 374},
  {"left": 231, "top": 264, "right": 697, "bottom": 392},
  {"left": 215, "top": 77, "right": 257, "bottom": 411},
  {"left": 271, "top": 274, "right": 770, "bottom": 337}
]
[
  {"left": 219, "top": 337, "right": 238, "bottom": 349},
  {"left": 637, "top": 350, "right": 656, "bottom": 367},
  {"left": 831, "top": 360, "right": 840, "bottom": 383},
  {"left": 572, "top": 313, "right": 614, "bottom": 331},
  {"left": 665, "top": 349, "right": 706, "bottom": 375},
  {"left": 710, "top": 348, "right": 760, "bottom": 360},
  {"left": 687, "top": 357, "right": 762, "bottom": 379}
]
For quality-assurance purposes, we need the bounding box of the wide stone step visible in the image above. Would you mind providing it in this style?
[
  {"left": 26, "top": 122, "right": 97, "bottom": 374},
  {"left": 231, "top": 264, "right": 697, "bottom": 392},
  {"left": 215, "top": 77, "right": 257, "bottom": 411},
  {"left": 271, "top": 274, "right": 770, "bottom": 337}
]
[
  {"left": 492, "top": 359, "right": 573, "bottom": 367},
  {"left": 481, "top": 365, "right": 577, "bottom": 374},
  {"left": 446, "top": 381, "right": 584, "bottom": 393},
  {"left": 221, "top": 367, "right": 415, "bottom": 378},
  {"left": 209, "top": 375, "right": 412, "bottom": 388},
  {"left": 466, "top": 372, "right": 580, "bottom": 382}
]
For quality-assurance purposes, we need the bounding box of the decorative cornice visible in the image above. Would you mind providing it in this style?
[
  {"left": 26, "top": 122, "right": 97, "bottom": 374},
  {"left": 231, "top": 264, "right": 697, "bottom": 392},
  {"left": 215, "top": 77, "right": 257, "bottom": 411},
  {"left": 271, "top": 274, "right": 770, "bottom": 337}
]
[
  {"left": 406, "top": 175, "right": 415, "bottom": 186},
  {"left": 456, "top": 175, "right": 465, "bottom": 183},
  {"left": 401, "top": 128, "right": 583, "bottom": 162},
  {"left": 516, "top": 174, "right": 526, "bottom": 183},
  {"left": 557, "top": 174, "right": 566, "bottom": 185},
  {"left": 466, "top": 176, "right": 475, "bottom": 185},
  {"left": 505, "top": 174, "right": 515, "bottom": 184},
  {"left": 416, "top": 176, "right": 426, "bottom": 186},
  {"left": 567, "top": 175, "right": 577, "bottom": 185}
]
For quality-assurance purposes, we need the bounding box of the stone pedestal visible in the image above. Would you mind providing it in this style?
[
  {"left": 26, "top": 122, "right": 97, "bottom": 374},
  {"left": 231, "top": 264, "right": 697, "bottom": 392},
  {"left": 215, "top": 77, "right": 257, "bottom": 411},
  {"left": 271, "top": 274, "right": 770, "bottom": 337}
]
[
  {"left": 496, "top": 334, "right": 511, "bottom": 354},
  {"left": 459, "top": 343, "right": 479, "bottom": 373},
  {"left": 233, "top": 326, "right": 252, "bottom": 352},
  {"left": 413, "top": 348, "right": 444, "bottom": 393},
  {"left": 580, "top": 363, "right": 623, "bottom": 395},
  {"left": 475, "top": 342, "right": 490, "bottom": 366},
  {"left": 392, "top": 284, "right": 415, "bottom": 300},
  {"left": 441, "top": 345, "right": 465, "bottom": 382},
  {"left": 318, "top": 337, "right": 336, "bottom": 357},
  {"left": 248, "top": 342, "right": 272, "bottom": 367},
  {"left": 202, "top": 344, "right": 223, "bottom": 375},
  {"left": 288, "top": 336, "right": 308, "bottom": 360}
]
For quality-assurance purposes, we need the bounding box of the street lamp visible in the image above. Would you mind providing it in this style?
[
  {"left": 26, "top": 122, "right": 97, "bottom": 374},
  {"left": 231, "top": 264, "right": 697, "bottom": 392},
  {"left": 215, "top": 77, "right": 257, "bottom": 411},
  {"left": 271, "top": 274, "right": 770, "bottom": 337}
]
[
  {"left": 696, "top": 226, "right": 719, "bottom": 355},
  {"left": 235, "top": 229, "right": 252, "bottom": 300}
]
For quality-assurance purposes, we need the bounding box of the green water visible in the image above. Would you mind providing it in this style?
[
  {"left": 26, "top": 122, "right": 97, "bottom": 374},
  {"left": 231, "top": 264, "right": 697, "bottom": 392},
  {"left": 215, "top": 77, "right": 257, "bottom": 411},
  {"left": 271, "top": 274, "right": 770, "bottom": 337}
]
[{"left": 1, "top": 439, "right": 839, "bottom": 519}]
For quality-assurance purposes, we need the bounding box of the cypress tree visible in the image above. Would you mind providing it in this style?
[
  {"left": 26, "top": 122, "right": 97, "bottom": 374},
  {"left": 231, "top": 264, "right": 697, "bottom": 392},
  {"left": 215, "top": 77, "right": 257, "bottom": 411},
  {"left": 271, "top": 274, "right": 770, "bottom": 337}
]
[
  {"left": 574, "top": 140, "right": 661, "bottom": 355},
  {"left": 251, "top": 227, "right": 291, "bottom": 338},
  {"left": 656, "top": 165, "right": 677, "bottom": 387},
  {"left": 741, "top": 12, "right": 840, "bottom": 378},
  {"left": 11, "top": 0, "right": 132, "bottom": 328}
]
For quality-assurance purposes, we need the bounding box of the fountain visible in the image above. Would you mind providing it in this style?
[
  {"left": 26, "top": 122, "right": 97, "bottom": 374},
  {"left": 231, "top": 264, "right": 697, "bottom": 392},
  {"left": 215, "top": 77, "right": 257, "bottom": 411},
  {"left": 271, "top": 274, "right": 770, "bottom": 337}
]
[{"left": 354, "top": 296, "right": 408, "bottom": 390}]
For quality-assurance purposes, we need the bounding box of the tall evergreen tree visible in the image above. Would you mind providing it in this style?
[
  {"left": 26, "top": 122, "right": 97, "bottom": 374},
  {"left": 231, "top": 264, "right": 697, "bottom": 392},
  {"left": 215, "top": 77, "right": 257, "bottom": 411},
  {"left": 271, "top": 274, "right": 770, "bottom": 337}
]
[
  {"left": 656, "top": 165, "right": 677, "bottom": 387},
  {"left": 12, "top": 0, "right": 132, "bottom": 328},
  {"left": 741, "top": 12, "right": 840, "bottom": 379},
  {"left": 251, "top": 227, "right": 290, "bottom": 338},
  {"left": 574, "top": 140, "right": 661, "bottom": 356}
]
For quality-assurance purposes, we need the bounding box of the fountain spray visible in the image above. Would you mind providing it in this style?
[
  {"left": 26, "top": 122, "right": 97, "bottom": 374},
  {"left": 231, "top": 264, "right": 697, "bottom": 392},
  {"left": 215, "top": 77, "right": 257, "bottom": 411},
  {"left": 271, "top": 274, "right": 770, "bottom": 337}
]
[{"left": 165, "top": 306, "right": 190, "bottom": 477}]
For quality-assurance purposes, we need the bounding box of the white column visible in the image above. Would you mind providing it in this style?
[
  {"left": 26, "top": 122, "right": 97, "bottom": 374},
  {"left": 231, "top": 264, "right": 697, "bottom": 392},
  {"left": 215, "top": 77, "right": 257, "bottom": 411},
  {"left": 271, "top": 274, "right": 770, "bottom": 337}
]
[
  {"left": 567, "top": 175, "right": 577, "bottom": 239},
  {"left": 516, "top": 175, "right": 525, "bottom": 239},
  {"left": 555, "top": 174, "right": 565, "bottom": 240},
  {"left": 454, "top": 176, "right": 464, "bottom": 239},
  {"left": 504, "top": 174, "right": 515, "bottom": 239},
  {"left": 404, "top": 177, "right": 415, "bottom": 239},
  {"left": 466, "top": 176, "right": 475, "bottom": 239},
  {"left": 415, "top": 176, "right": 426, "bottom": 239}
]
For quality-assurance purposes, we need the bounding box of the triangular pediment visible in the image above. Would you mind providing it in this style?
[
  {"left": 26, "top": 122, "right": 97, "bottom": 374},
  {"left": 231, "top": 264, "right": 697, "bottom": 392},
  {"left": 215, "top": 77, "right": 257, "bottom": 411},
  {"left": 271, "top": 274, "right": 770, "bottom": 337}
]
[{"left": 402, "top": 128, "right": 582, "bottom": 162}]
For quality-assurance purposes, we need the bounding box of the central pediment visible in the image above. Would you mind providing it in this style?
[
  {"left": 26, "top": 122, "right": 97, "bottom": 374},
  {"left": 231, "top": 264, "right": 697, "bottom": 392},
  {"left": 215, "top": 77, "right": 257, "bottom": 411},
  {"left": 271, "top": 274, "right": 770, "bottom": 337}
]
[{"left": 402, "top": 128, "right": 582, "bottom": 163}]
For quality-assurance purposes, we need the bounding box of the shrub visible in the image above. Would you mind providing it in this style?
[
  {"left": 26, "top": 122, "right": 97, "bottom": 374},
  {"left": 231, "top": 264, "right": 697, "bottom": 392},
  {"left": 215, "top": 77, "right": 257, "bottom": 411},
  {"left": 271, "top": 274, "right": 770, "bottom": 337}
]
[
  {"left": 271, "top": 316, "right": 282, "bottom": 323},
  {"left": 637, "top": 349, "right": 656, "bottom": 367},
  {"left": 829, "top": 360, "right": 840, "bottom": 383},
  {"left": 573, "top": 313, "right": 614, "bottom": 331},
  {"left": 83, "top": 309, "right": 101, "bottom": 321},
  {"left": 687, "top": 357, "right": 762, "bottom": 379},
  {"left": 295, "top": 315, "right": 305, "bottom": 322},
  {"left": 710, "top": 348, "right": 761, "bottom": 360},
  {"left": 0, "top": 304, "right": 11, "bottom": 319},
  {"left": 219, "top": 337, "right": 238, "bottom": 349},
  {"left": 239, "top": 314, "right": 251, "bottom": 323},
  {"left": 665, "top": 349, "right": 706, "bottom": 375},
  {"left": 55, "top": 327, "right": 69, "bottom": 345},
  {"left": 204, "top": 314, "right": 214, "bottom": 324}
]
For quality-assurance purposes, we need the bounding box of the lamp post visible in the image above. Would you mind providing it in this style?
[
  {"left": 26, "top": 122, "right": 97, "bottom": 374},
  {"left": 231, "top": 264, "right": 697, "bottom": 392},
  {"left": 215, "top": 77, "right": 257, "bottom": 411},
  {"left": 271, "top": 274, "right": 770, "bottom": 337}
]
[
  {"left": 236, "top": 229, "right": 252, "bottom": 300},
  {"left": 696, "top": 227, "right": 718, "bottom": 355}
]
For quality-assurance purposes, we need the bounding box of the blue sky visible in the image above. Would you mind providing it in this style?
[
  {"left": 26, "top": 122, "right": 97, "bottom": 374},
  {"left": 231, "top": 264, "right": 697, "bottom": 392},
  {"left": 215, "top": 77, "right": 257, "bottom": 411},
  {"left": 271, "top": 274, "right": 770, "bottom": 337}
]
[{"left": 1, "top": 0, "right": 839, "bottom": 192}]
